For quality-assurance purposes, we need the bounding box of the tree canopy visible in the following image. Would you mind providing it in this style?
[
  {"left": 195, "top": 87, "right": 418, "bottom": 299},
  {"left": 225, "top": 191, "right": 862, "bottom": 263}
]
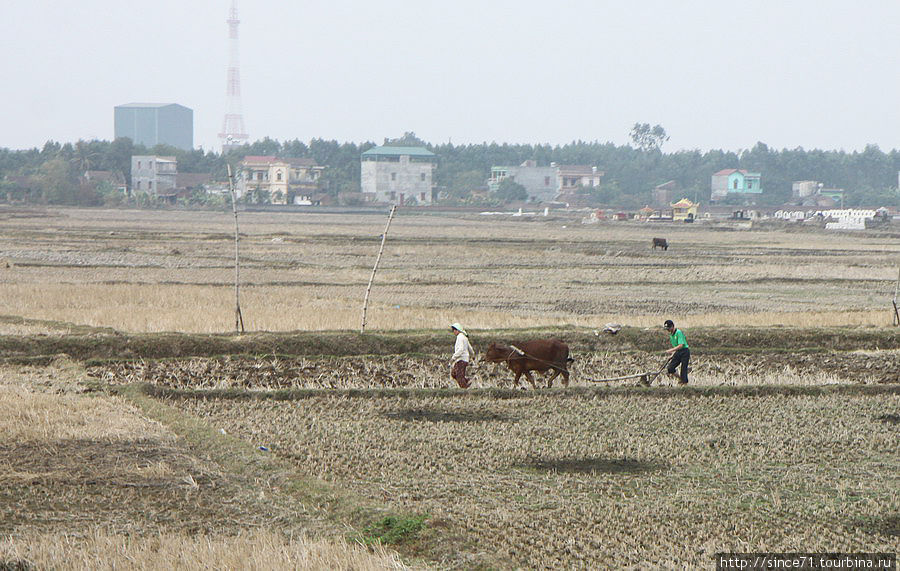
[{"left": 1, "top": 135, "right": 898, "bottom": 207}]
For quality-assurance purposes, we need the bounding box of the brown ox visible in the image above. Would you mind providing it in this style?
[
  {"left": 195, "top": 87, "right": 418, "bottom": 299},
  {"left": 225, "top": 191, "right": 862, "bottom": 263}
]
[
  {"left": 652, "top": 237, "right": 668, "bottom": 250},
  {"left": 484, "top": 339, "right": 573, "bottom": 388}
]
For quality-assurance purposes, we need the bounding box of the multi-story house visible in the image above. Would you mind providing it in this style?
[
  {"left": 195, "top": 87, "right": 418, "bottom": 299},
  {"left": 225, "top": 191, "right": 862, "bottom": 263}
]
[
  {"left": 360, "top": 146, "right": 435, "bottom": 205},
  {"left": 131, "top": 155, "right": 177, "bottom": 195},
  {"left": 237, "top": 156, "right": 324, "bottom": 204},
  {"left": 711, "top": 169, "right": 763, "bottom": 201}
]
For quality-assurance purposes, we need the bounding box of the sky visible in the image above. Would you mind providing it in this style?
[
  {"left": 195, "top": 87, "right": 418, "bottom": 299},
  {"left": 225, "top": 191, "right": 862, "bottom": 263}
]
[{"left": 1, "top": 0, "right": 898, "bottom": 153}]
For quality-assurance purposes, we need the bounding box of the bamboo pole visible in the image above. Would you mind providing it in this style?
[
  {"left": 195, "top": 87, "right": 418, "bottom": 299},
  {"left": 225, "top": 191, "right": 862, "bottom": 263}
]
[
  {"left": 360, "top": 205, "right": 397, "bottom": 333},
  {"left": 893, "top": 266, "right": 899, "bottom": 326},
  {"left": 226, "top": 164, "right": 244, "bottom": 334}
]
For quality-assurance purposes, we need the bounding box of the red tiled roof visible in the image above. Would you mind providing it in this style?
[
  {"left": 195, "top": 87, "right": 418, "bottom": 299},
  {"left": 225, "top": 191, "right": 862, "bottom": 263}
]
[
  {"left": 241, "top": 155, "right": 278, "bottom": 163},
  {"left": 713, "top": 169, "right": 748, "bottom": 176}
]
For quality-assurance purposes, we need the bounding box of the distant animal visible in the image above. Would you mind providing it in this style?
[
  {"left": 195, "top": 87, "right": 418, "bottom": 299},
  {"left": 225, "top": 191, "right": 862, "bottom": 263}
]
[
  {"left": 484, "top": 339, "right": 573, "bottom": 388},
  {"left": 652, "top": 237, "right": 668, "bottom": 250}
]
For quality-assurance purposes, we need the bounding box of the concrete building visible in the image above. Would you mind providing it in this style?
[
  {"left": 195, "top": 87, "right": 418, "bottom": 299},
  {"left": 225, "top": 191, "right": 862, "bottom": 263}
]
[
  {"left": 711, "top": 169, "right": 762, "bottom": 201},
  {"left": 557, "top": 165, "right": 604, "bottom": 193},
  {"left": 489, "top": 161, "right": 557, "bottom": 203},
  {"left": 131, "top": 156, "right": 177, "bottom": 195},
  {"left": 361, "top": 146, "right": 436, "bottom": 205},
  {"left": 114, "top": 103, "right": 193, "bottom": 150},
  {"left": 237, "top": 156, "right": 324, "bottom": 205},
  {"left": 792, "top": 180, "right": 819, "bottom": 199},
  {"left": 489, "top": 161, "right": 604, "bottom": 203}
]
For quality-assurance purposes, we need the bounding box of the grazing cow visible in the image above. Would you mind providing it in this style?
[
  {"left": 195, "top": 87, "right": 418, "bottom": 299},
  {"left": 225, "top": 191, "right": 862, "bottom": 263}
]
[
  {"left": 652, "top": 237, "right": 668, "bottom": 250},
  {"left": 484, "top": 339, "right": 573, "bottom": 388}
]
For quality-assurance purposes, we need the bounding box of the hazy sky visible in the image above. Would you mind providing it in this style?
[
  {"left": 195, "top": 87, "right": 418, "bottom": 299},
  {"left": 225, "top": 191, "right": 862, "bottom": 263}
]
[{"left": 2, "top": 0, "right": 898, "bottom": 153}]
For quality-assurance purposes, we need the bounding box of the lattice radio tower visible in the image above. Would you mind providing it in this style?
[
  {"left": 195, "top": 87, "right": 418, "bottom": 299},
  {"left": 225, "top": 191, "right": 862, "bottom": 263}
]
[{"left": 219, "top": 0, "right": 249, "bottom": 152}]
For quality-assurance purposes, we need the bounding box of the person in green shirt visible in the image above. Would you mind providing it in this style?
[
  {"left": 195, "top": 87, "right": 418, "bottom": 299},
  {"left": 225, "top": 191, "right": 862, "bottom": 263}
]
[{"left": 663, "top": 319, "right": 690, "bottom": 385}]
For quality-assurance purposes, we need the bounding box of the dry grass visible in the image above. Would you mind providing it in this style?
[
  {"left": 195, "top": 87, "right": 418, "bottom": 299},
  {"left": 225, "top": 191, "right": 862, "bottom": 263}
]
[
  {"left": 0, "top": 364, "right": 412, "bottom": 569},
  {"left": 1, "top": 207, "right": 897, "bottom": 332},
  {"left": 0, "top": 364, "right": 172, "bottom": 442},
  {"left": 170, "top": 390, "right": 900, "bottom": 569},
  {"left": 0, "top": 529, "right": 409, "bottom": 571}
]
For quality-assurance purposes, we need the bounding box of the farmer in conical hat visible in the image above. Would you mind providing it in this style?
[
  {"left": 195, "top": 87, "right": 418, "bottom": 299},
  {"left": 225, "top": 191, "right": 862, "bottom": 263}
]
[{"left": 449, "top": 323, "right": 474, "bottom": 389}]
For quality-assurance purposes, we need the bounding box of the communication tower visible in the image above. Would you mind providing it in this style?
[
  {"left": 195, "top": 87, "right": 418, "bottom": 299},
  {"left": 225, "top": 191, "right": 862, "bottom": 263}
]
[{"left": 219, "top": 0, "right": 248, "bottom": 152}]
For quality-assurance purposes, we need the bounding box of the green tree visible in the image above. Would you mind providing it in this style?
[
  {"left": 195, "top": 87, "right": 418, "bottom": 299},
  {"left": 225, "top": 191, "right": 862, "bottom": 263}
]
[
  {"left": 630, "top": 123, "right": 669, "bottom": 152},
  {"left": 494, "top": 178, "right": 527, "bottom": 202},
  {"left": 36, "top": 157, "right": 77, "bottom": 204}
]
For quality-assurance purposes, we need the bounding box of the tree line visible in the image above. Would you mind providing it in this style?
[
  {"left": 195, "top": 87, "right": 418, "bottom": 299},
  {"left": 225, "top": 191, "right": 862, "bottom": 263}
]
[{"left": 1, "top": 134, "right": 898, "bottom": 207}]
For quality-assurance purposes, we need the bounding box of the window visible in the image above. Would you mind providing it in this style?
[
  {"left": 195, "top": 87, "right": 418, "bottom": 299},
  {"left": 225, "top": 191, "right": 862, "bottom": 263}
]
[
  {"left": 733, "top": 179, "right": 739, "bottom": 190},
  {"left": 420, "top": 173, "right": 426, "bottom": 181},
  {"left": 391, "top": 172, "right": 397, "bottom": 181},
  {"left": 747, "top": 180, "right": 753, "bottom": 189},
  {"left": 148, "top": 181, "right": 153, "bottom": 189},
  {"left": 257, "top": 172, "right": 263, "bottom": 181},
  {"left": 545, "top": 176, "right": 551, "bottom": 186},
  {"left": 137, "top": 161, "right": 142, "bottom": 169},
  {"left": 390, "top": 191, "right": 396, "bottom": 200},
  {"left": 420, "top": 192, "right": 426, "bottom": 201},
  {"left": 276, "top": 170, "right": 283, "bottom": 182},
  {"left": 136, "top": 181, "right": 141, "bottom": 190}
]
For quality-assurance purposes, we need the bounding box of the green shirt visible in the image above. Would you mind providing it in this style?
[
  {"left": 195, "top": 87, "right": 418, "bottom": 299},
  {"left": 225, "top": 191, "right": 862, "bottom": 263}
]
[{"left": 669, "top": 329, "right": 689, "bottom": 349}]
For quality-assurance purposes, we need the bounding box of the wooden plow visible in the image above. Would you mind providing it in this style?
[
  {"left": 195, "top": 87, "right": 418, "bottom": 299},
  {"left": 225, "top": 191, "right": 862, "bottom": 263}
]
[{"left": 586, "top": 356, "right": 673, "bottom": 386}]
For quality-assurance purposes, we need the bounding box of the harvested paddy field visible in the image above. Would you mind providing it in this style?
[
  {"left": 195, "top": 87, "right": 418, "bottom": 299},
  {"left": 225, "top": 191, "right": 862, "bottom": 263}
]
[
  {"left": 0, "top": 207, "right": 898, "bottom": 331},
  {"left": 1, "top": 206, "right": 899, "bottom": 568},
  {"left": 162, "top": 385, "right": 900, "bottom": 569}
]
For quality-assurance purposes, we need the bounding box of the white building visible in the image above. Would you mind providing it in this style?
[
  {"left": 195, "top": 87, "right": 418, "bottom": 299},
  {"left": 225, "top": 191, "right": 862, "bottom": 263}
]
[
  {"left": 131, "top": 155, "right": 176, "bottom": 195},
  {"left": 361, "top": 146, "right": 436, "bottom": 205},
  {"left": 489, "top": 161, "right": 604, "bottom": 203}
]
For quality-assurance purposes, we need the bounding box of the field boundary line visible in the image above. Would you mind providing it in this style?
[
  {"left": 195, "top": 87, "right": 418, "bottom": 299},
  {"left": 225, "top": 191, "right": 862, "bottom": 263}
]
[{"left": 132, "top": 382, "right": 900, "bottom": 402}]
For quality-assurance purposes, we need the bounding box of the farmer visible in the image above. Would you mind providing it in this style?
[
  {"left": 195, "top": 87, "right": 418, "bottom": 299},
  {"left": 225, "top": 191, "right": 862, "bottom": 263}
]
[
  {"left": 450, "top": 323, "right": 474, "bottom": 389},
  {"left": 663, "top": 319, "right": 690, "bottom": 385}
]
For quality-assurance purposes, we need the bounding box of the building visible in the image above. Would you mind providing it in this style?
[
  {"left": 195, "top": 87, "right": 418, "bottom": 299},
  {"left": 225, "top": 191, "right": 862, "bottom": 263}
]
[
  {"left": 557, "top": 165, "right": 604, "bottom": 193},
  {"left": 489, "top": 161, "right": 557, "bottom": 203},
  {"left": 114, "top": 103, "right": 193, "bottom": 150},
  {"left": 488, "top": 161, "right": 604, "bottom": 203},
  {"left": 360, "top": 146, "right": 436, "bottom": 205},
  {"left": 671, "top": 197, "right": 699, "bottom": 222},
  {"left": 652, "top": 180, "right": 679, "bottom": 208},
  {"left": 792, "top": 180, "right": 819, "bottom": 199},
  {"left": 131, "top": 156, "right": 177, "bottom": 195},
  {"left": 237, "top": 156, "right": 324, "bottom": 204},
  {"left": 711, "top": 169, "right": 762, "bottom": 200}
]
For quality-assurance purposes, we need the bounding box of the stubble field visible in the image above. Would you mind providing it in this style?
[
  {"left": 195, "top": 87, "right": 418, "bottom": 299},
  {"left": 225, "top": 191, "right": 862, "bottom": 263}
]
[{"left": 0, "top": 206, "right": 898, "bottom": 569}]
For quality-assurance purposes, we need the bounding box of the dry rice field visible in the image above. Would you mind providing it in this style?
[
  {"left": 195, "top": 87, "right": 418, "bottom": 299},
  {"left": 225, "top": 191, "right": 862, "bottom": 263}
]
[
  {"left": 0, "top": 207, "right": 897, "bottom": 332},
  {"left": 0, "top": 206, "right": 898, "bottom": 569}
]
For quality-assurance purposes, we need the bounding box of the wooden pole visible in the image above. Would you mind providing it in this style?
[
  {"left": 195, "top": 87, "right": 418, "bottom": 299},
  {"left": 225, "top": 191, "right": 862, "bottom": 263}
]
[
  {"left": 360, "top": 205, "right": 397, "bottom": 333},
  {"left": 893, "top": 266, "right": 899, "bottom": 326},
  {"left": 226, "top": 164, "right": 244, "bottom": 334}
]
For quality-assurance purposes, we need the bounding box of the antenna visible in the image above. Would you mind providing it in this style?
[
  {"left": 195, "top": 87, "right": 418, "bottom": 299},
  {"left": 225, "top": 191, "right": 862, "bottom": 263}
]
[{"left": 219, "top": 0, "right": 249, "bottom": 152}]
